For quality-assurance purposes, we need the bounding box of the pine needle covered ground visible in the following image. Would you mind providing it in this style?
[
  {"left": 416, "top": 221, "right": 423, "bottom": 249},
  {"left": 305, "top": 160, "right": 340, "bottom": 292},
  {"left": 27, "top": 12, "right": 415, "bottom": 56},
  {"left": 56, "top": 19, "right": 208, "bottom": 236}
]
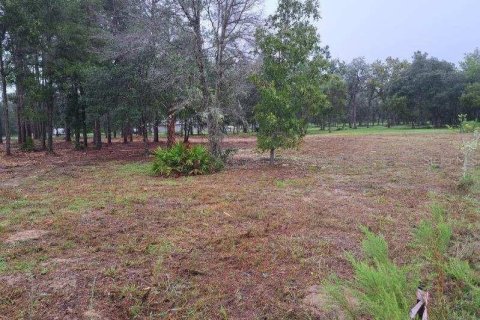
[{"left": 0, "top": 130, "right": 478, "bottom": 319}]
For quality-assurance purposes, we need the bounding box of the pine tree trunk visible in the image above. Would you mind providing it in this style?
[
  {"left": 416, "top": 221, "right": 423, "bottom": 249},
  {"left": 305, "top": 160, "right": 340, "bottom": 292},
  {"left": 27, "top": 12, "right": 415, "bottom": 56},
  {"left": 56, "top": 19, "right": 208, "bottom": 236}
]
[
  {"left": 94, "top": 118, "right": 102, "bottom": 150},
  {"left": 167, "top": 110, "right": 176, "bottom": 148},
  {"left": 153, "top": 118, "right": 159, "bottom": 143},
  {"left": 74, "top": 125, "right": 81, "bottom": 149},
  {"left": 65, "top": 127, "right": 71, "bottom": 142},
  {"left": 0, "top": 40, "right": 10, "bottom": 155},
  {"left": 141, "top": 114, "right": 149, "bottom": 155},
  {"left": 106, "top": 112, "right": 112, "bottom": 145},
  {"left": 123, "top": 123, "right": 128, "bottom": 144},
  {"left": 269, "top": 148, "right": 275, "bottom": 165},
  {"left": 41, "top": 122, "right": 46, "bottom": 150},
  {"left": 14, "top": 48, "right": 26, "bottom": 146},
  {"left": 352, "top": 94, "right": 357, "bottom": 129},
  {"left": 46, "top": 82, "right": 54, "bottom": 153},
  {"left": 82, "top": 106, "right": 88, "bottom": 148}
]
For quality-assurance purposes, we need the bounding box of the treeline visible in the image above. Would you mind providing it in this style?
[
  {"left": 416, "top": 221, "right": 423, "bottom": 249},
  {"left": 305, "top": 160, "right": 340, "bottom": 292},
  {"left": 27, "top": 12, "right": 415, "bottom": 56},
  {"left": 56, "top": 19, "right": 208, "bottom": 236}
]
[
  {"left": 315, "top": 50, "right": 480, "bottom": 131},
  {"left": 0, "top": 0, "right": 259, "bottom": 155},
  {"left": 0, "top": 0, "right": 479, "bottom": 156}
]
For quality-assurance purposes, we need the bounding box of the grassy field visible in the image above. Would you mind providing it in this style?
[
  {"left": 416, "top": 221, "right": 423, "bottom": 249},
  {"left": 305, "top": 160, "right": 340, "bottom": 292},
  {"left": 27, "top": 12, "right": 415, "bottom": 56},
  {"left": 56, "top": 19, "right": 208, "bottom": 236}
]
[
  {"left": 307, "top": 124, "right": 452, "bottom": 136},
  {"left": 0, "top": 129, "right": 479, "bottom": 319}
]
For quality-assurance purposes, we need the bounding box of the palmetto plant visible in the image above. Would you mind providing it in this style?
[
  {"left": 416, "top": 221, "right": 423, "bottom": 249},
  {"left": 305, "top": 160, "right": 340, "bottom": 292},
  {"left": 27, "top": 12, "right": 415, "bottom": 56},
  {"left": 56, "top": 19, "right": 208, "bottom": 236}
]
[{"left": 151, "top": 143, "right": 222, "bottom": 177}]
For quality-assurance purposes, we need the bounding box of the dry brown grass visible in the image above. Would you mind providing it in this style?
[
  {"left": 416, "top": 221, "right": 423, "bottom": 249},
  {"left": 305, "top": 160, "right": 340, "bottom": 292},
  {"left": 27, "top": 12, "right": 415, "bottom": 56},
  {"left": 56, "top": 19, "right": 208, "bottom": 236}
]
[{"left": 0, "top": 132, "right": 474, "bottom": 319}]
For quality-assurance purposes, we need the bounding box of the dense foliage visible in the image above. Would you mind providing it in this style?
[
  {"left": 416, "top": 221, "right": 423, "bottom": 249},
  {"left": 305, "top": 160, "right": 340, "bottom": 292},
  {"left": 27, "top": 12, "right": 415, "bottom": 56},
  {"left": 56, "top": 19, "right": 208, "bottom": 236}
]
[
  {"left": 151, "top": 143, "right": 222, "bottom": 176},
  {"left": 0, "top": 0, "right": 479, "bottom": 160},
  {"left": 0, "top": 0, "right": 260, "bottom": 156}
]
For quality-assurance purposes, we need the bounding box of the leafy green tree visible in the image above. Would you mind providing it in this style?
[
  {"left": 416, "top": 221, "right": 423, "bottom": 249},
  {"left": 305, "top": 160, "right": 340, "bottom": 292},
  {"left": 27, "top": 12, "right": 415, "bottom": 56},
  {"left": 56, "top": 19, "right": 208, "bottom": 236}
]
[
  {"left": 389, "top": 52, "right": 463, "bottom": 127},
  {"left": 344, "top": 57, "right": 368, "bottom": 128},
  {"left": 461, "top": 83, "right": 480, "bottom": 120},
  {"left": 384, "top": 94, "right": 408, "bottom": 127},
  {"left": 254, "top": 0, "right": 328, "bottom": 164},
  {"left": 460, "top": 49, "right": 480, "bottom": 120},
  {"left": 315, "top": 74, "right": 346, "bottom": 132},
  {"left": 461, "top": 48, "right": 480, "bottom": 83}
]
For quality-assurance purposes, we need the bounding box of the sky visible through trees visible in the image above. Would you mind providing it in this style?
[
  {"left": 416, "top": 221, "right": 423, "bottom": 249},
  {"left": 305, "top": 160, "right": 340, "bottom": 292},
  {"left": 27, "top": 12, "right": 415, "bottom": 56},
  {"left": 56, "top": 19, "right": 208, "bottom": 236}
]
[
  {"left": 264, "top": 0, "right": 480, "bottom": 63},
  {"left": 0, "top": 0, "right": 479, "bottom": 158}
]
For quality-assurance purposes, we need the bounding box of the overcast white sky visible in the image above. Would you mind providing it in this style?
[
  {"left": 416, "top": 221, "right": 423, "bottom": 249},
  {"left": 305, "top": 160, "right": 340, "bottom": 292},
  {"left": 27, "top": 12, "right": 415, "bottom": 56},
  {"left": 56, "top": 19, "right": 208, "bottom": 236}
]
[{"left": 262, "top": 0, "right": 480, "bottom": 64}]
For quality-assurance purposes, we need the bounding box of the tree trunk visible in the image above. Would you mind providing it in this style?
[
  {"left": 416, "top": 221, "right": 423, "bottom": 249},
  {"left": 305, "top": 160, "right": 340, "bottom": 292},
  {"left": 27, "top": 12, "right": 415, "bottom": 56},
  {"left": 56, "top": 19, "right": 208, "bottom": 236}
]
[
  {"left": 269, "top": 148, "right": 275, "bottom": 165},
  {"left": 141, "top": 116, "right": 148, "bottom": 143},
  {"left": 106, "top": 111, "right": 112, "bottom": 144},
  {"left": 46, "top": 80, "right": 54, "bottom": 153},
  {"left": 94, "top": 118, "right": 102, "bottom": 150},
  {"left": 351, "top": 95, "right": 357, "bottom": 129},
  {"left": 127, "top": 122, "right": 133, "bottom": 142},
  {"left": 167, "top": 110, "right": 176, "bottom": 148},
  {"left": 41, "top": 122, "right": 46, "bottom": 150},
  {"left": 183, "top": 119, "right": 190, "bottom": 143},
  {"left": 153, "top": 118, "right": 159, "bottom": 143},
  {"left": 190, "top": 16, "right": 218, "bottom": 154},
  {"left": 82, "top": 106, "right": 88, "bottom": 148},
  {"left": 141, "top": 114, "right": 149, "bottom": 154},
  {"left": 13, "top": 47, "right": 26, "bottom": 146},
  {"left": 0, "top": 39, "right": 10, "bottom": 155},
  {"left": 74, "top": 124, "right": 81, "bottom": 150},
  {"left": 65, "top": 126, "right": 71, "bottom": 142},
  {"left": 123, "top": 123, "right": 128, "bottom": 144}
]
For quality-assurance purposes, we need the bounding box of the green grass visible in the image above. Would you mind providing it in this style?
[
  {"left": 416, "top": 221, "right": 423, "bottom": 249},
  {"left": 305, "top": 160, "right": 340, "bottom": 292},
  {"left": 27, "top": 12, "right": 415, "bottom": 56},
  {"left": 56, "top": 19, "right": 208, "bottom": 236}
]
[
  {"left": 116, "top": 162, "right": 152, "bottom": 176},
  {"left": 469, "top": 167, "right": 480, "bottom": 194},
  {"left": 67, "top": 197, "right": 93, "bottom": 212},
  {"left": 307, "top": 125, "right": 451, "bottom": 136},
  {"left": 0, "top": 257, "right": 7, "bottom": 273},
  {"left": 0, "top": 199, "right": 32, "bottom": 215}
]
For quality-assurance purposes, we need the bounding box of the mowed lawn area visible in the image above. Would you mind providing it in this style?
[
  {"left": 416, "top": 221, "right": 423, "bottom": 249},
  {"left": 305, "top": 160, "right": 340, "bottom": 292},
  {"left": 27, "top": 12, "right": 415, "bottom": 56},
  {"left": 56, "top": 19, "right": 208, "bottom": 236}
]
[{"left": 0, "top": 131, "right": 478, "bottom": 319}]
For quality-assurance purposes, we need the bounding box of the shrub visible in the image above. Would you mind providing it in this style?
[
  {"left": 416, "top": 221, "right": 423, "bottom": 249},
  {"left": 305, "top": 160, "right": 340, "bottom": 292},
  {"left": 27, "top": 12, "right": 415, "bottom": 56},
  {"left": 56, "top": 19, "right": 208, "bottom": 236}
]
[
  {"left": 324, "top": 205, "right": 480, "bottom": 320},
  {"left": 324, "top": 227, "right": 418, "bottom": 320},
  {"left": 21, "top": 137, "right": 35, "bottom": 152},
  {"left": 151, "top": 143, "right": 222, "bottom": 176},
  {"left": 461, "top": 121, "right": 480, "bottom": 133},
  {"left": 412, "top": 204, "right": 480, "bottom": 319},
  {"left": 460, "top": 130, "right": 479, "bottom": 178}
]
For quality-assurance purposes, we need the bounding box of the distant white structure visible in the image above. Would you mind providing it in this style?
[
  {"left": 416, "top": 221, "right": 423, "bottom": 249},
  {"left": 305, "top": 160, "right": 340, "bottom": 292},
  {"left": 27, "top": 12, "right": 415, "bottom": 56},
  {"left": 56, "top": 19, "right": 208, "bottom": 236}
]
[
  {"left": 54, "top": 128, "right": 65, "bottom": 135},
  {"left": 152, "top": 121, "right": 201, "bottom": 134}
]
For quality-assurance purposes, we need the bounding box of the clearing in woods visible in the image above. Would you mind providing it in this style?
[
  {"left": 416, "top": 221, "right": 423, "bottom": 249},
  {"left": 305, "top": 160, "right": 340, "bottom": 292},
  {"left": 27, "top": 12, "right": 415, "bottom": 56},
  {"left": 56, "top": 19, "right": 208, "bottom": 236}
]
[{"left": 0, "top": 131, "right": 475, "bottom": 319}]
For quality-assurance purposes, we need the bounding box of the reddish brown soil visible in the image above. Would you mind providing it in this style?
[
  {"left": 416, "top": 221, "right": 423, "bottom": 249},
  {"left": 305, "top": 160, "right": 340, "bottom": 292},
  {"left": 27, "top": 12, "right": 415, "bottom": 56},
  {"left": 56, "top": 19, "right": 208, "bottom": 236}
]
[{"left": 0, "top": 133, "right": 468, "bottom": 319}]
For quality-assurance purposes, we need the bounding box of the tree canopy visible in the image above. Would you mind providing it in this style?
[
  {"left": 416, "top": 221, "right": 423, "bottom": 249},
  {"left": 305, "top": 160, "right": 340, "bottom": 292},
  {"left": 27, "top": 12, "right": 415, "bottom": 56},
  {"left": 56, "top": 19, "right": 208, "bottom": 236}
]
[{"left": 0, "top": 0, "right": 479, "bottom": 161}]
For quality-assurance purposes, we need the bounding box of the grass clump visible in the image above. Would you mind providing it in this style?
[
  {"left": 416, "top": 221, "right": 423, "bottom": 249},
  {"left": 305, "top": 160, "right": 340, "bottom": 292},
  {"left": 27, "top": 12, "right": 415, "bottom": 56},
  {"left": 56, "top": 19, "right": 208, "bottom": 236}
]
[
  {"left": 458, "top": 174, "right": 475, "bottom": 192},
  {"left": 21, "top": 137, "right": 35, "bottom": 152},
  {"left": 324, "top": 205, "right": 480, "bottom": 320},
  {"left": 151, "top": 143, "right": 222, "bottom": 177},
  {"left": 117, "top": 163, "right": 151, "bottom": 176},
  {"left": 412, "top": 204, "right": 480, "bottom": 319},
  {"left": 324, "top": 227, "right": 418, "bottom": 320}
]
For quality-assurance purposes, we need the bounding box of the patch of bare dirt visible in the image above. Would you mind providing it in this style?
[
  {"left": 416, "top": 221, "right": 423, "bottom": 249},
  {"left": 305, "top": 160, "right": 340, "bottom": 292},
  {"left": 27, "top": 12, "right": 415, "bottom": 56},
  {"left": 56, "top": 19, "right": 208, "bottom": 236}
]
[{"left": 4, "top": 230, "right": 49, "bottom": 244}]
